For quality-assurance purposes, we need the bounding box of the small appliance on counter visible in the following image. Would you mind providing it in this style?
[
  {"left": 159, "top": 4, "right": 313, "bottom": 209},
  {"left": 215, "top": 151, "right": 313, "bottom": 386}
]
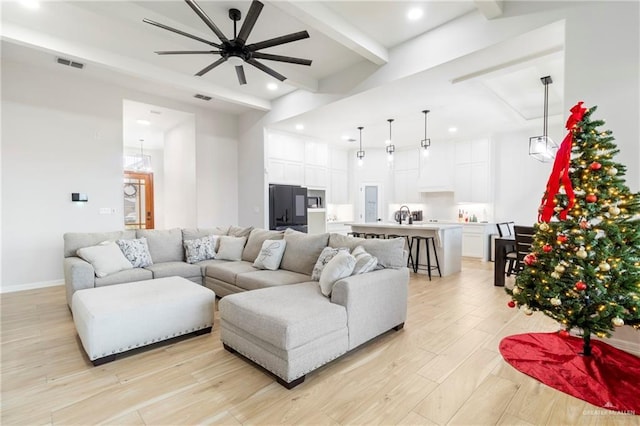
[
  {"left": 411, "top": 210, "right": 423, "bottom": 222},
  {"left": 307, "top": 196, "right": 322, "bottom": 209},
  {"left": 393, "top": 209, "right": 423, "bottom": 223}
]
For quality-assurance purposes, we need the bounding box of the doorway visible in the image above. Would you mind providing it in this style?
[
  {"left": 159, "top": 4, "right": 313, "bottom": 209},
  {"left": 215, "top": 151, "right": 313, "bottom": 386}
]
[
  {"left": 360, "top": 184, "right": 380, "bottom": 223},
  {"left": 124, "top": 172, "right": 154, "bottom": 229}
]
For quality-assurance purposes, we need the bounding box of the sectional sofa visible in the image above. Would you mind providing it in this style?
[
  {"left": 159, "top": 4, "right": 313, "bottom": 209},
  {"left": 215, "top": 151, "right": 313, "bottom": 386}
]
[{"left": 63, "top": 226, "right": 410, "bottom": 387}]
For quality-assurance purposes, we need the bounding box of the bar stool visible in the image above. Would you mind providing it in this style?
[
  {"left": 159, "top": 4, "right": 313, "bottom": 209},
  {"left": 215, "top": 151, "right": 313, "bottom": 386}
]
[
  {"left": 410, "top": 236, "right": 441, "bottom": 281},
  {"left": 347, "top": 231, "right": 364, "bottom": 238},
  {"left": 387, "top": 234, "right": 414, "bottom": 270},
  {"left": 364, "top": 233, "right": 385, "bottom": 239}
]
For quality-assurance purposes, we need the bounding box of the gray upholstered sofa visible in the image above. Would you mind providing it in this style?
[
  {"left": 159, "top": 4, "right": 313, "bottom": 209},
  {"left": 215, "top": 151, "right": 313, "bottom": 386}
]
[{"left": 63, "top": 226, "right": 409, "bottom": 387}]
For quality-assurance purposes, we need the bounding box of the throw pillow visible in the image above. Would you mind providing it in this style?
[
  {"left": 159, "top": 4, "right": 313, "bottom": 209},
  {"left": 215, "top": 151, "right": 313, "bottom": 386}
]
[
  {"left": 76, "top": 241, "right": 133, "bottom": 278},
  {"left": 228, "top": 225, "right": 254, "bottom": 238},
  {"left": 242, "top": 228, "right": 284, "bottom": 262},
  {"left": 280, "top": 229, "right": 330, "bottom": 275},
  {"left": 116, "top": 237, "right": 153, "bottom": 268},
  {"left": 311, "top": 246, "right": 349, "bottom": 281},
  {"left": 216, "top": 236, "right": 247, "bottom": 261},
  {"left": 183, "top": 235, "right": 218, "bottom": 264},
  {"left": 319, "top": 251, "right": 356, "bottom": 297},
  {"left": 351, "top": 245, "right": 378, "bottom": 275},
  {"left": 253, "top": 240, "right": 287, "bottom": 270}
]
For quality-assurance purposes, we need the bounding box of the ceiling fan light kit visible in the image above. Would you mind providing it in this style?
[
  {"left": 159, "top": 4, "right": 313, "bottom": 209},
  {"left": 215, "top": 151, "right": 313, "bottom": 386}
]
[{"left": 144, "top": 0, "right": 312, "bottom": 85}]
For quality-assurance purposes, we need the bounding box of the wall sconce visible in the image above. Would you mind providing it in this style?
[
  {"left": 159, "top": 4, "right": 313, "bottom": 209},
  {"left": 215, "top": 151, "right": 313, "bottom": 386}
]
[
  {"left": 356, "top": 126, "right": 365, "bottom": 166},
  {"left": 421, "top": 109, "right": 431, "bottom": 157},
  {"left": 529, "top": 76, "right": 558, "bottom": 162},
  {"left": 71, "top": 193, "right": 88, "bottom": 202},
  {"left": 385, "top": 119, "right": 395, "bottom": 161}
]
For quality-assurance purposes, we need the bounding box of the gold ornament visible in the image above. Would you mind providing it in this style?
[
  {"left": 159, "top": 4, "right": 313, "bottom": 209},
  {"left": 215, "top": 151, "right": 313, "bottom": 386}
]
[
  {"left": 539, "top": 223, "right": 549, "bottom": 231},
  {"left": 524, "top": 307, "right": 534, "bottom": 316},
  {"left": 599, "top": 262, "right": 611, "bottom": 272},
  {"left": 554, "top": 264, "right": 566, "bottom": 273},
  {"left": 612, "top": 317, "right": 624, "bottom": 327},
  {"left": 576, "top": 248, "right": 588, "bottom": 259},
  {"left": 512, "top": 287, "right": 521, "bottom": 295},
  {"left": 607, "top": 167, "right": 618, "bottom": 176},
  {"left": 609, "top": 206, "right": 621, "bottom": 216},
  {"left": 550, "top": 297, "right": 562, "bottom": 306},
  {"left": 551, "top": 272, "right": 561, "bottom": 279}
]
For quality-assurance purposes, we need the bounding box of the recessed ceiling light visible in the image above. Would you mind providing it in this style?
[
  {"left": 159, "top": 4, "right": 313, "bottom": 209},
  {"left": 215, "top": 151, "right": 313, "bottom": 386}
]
[
  {"left": 448, "top": 127, "right": 458, "bottom": 133},
  {"left": 19, "top": 0, "right": 40, "bottom": 10},
  {"left": 295, "top": 124, "right": 304, "bottom": 130},
  {"left": 341, "top": 135, "right": 350, "bottom": 140},
  {"left": 407, "top": 8, "right": 423, "bottom": 21},
  {"left": 136, "top": 119, "right": 151, "bottom": 126},
  {"left": 267, "top": 82, "right": 278, "bottom": 91}
]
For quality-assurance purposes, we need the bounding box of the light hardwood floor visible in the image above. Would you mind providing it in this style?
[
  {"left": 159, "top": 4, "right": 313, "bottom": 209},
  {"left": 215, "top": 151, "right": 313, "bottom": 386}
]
[{"left": 1, "top": 260, "right": 636, "bottom": 425}]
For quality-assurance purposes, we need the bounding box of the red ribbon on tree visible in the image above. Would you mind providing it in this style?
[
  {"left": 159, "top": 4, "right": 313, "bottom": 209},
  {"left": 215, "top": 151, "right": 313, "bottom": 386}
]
[{"left": 538, "top": 101, "right": 587, "bottom": 222}]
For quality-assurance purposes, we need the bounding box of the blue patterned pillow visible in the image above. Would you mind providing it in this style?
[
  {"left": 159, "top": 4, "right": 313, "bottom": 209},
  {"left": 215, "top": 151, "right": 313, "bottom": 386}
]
[
  {"left": 116, "top": 237, "right": 153, "bottom": 268},
  {"left": 183, "top": 235, "right": 218, "bottom": 264}
]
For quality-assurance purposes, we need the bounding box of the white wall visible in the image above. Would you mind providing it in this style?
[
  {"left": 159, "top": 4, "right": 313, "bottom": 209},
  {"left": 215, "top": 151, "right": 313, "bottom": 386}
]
[
  {"left": 1, "top": 60, "right": 239, "bottom": 291},
  {"left": 164, "top": 117, "right": 197, "bottom": 228},
  {"left": 350, "top": 149, "right": 394, "bottom": 222}
]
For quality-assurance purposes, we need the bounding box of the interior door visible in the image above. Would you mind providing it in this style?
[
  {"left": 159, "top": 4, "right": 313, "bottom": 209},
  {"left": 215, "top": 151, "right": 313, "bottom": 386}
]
[
  {"left": 364, "top": 185, "right": 378, "bottom": 223},
  {"left": 123, "top": 172, "right": 154, "bottom": 229}
]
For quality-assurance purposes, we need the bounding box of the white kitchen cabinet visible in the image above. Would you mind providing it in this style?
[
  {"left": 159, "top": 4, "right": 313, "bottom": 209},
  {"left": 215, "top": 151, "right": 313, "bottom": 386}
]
[
  {"left": 305, "top": 165, "right": 327, "bottom": 188},
  {"left": 329, "top": 169, "right": 348, "bottom": 204},
  {"left": 394, "top": 169, "right": 420, "bottom": 203},
  {"left": 329, "top": 148, "right": 348, "bottom": 170},
  {"left": 461, "top": 223, "right": 495, "bottom": 260},
  {"left": 268, "top": 159, "right": 304, "bottom": 185},
  {"left": 268, "top": 133, "right": 305, "bottom": 162},
  {"left": 305, "top": 141, "right": 328, "bottom": 167},
  {"left": 454, "top": 139, "right": 491, "bottom": 203},
  {"left": 419, "top": 142, "right": 454, "bottom": 191},
  {"left": 394, "top": 149, "right": 419, "bottom": 171}
]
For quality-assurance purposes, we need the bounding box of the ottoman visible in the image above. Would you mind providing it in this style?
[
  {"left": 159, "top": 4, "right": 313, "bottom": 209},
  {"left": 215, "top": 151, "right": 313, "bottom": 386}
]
[
  {"left": 72, "top": 276, "right": 215, "bottom": 365},
  {"left": 219, "top": 282, "right": 349, "bottom": 389}
]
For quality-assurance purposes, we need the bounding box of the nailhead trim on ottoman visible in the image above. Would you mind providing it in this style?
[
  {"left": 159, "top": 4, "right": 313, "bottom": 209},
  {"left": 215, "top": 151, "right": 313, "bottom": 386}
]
[{"left": 72, "top": 276, "right": 215, "bottom": 365}]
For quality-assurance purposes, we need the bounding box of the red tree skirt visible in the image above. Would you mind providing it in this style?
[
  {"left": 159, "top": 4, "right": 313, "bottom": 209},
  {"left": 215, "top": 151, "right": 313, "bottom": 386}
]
[{"left": 499, "top": 333, "right": 640, "bottom": 415}]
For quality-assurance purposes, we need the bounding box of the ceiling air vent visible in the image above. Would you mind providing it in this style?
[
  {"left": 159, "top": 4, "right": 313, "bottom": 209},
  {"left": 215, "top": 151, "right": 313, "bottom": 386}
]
[
  {"left": 194, "top": 94, "right": 212, "bottom": 101},
  {"left": 56, "top": 57, "right": 84, "bottom": 69}
]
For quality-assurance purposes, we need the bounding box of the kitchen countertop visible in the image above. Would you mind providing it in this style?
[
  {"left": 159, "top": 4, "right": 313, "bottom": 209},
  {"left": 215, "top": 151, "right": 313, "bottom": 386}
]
[{"left": 346, "top": 222, "right": 463, "bottom": 230}]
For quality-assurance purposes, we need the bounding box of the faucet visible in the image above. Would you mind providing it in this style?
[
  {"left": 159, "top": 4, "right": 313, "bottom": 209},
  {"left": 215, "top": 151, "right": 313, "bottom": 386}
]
[{"left": 398, "top": 205, "right": 412, "bottom": 224}]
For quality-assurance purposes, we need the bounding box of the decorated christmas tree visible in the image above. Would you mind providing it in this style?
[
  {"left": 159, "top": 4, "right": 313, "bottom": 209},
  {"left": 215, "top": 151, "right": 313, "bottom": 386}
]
[{"left": 507, "top": 102, "right": 640, "bottom": 356}]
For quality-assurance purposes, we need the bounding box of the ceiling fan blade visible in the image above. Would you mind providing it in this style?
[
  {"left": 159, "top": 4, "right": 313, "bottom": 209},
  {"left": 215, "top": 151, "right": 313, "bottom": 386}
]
[
  {"left": 143, "top": 18, "right": 221, "bottom": 48},
  {"left": 184, "top": 0, "right": 229, "bottom": 44},
  {"left": 195, "top": 57, "right": 227, "bottom": 77},
  {"left": 235, "top": 65, "right": 247, "bottom": 85},
  {"left": 247, "top": 31, "right": 310, "bottom": 51},
  {"left": 246, "top": 58, "right": 286, "bottom": 81},
  {"left": 155, "top": 50, "right": 221, "bottom": 55},
  {"left": 251, "top": 52, "right": 312, "bottom": 66},
  {"left": 236, "top": 0, "right": 263, "bottom": 46}
]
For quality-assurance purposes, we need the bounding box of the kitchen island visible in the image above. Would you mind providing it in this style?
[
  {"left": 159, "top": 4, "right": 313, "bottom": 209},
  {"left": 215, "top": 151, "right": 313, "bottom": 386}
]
[{"left": 347, "top": 222, "right": 463, "bottom": 276}]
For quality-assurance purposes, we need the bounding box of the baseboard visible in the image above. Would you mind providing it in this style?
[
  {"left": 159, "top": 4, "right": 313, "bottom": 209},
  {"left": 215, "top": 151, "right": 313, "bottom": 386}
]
[{"left": 1, "top": 279, "right": 64, "bottom": 294}]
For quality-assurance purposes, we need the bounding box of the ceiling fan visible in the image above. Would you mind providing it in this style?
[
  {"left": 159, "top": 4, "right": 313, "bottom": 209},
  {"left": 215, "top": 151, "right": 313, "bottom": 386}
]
[{"left": 143, "top": 0, "right": 312, "bottom": 85}]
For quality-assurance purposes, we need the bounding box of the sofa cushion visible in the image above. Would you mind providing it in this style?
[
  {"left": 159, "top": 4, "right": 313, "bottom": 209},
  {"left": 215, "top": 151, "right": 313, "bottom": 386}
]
[
  {"left": 311, "top": 247, "right": 349, "bottom": 281},
  {"left": 228, "top": 225, "right": 254, "bottom": 238},
  {"left": 319, "top": 252, "right": 356, "bottom": 296},
  {"left": 64, "top": 230, "right": 136, "bottom": 258},
  {"left": 280, "top": 229, "right": 329, "bottom": 275},
  {"left": 116, "top": 237, "right": 153, "bottom": 268},
  {"left": 183, "top": 235, "right": 218, "bottom": 264},
  {"left": 242, "top": 228, "right": 284, "bottom": 262},
  {"left": 216, "top": 236, "right": 247, "bottom": 261},
  {"left": 351, "top": 245, "right": 378, "bottom": 275},
  {"left": 144, "top": 261, "right": 201, "bottom": 279},
  {"left": 195, "top": 258, "right": 228, "bottom": 275},
  {"left": 137, "top": 229, "right": 183, "bottom": 263},
  {"left": 76, "top": 242, "right": 133, "bottom": 278},
  {"left": 329, "top": 234, "right": 405, "bottom": 269},
  {"left": 95, "top": 268, "right": 153, "bottom": 287},
  {"left": 219, "top": 282, "right": 347, "bottom": 350},
  {"left": 205, "top": 261, "right": 257, "bottom": 284},
  {"left": 182, "top": 227, "right": 229, "bottom": 241},
  {"left": 253, "top": 240, "right": 287, "bottom": 271},
  {"left": 235, "top": 269, "right": 310, "bottom": 291}
]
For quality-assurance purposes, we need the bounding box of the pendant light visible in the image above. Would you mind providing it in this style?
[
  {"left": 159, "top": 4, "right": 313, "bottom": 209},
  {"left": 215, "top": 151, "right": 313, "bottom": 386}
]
[
  {"left": 385, "top": 118, "right": 395, "bottom": 161},
  {"left": 529, "top": 76, "right": 558, "bottom": 162},
  {"left": 421, "top": 109, "right": 431, "bottom": 157},
  {"left": 356, "top": 126, "right": 365, "bottom": 166}
]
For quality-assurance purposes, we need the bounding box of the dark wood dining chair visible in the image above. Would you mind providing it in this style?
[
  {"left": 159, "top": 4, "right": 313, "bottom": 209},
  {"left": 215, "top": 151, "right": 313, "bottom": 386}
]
[
  {"left": 496, "top": 222, "right": 517, "bottom": 276},
  {"left": 513, "top": 225, "right": 536, "bottom": 275}
]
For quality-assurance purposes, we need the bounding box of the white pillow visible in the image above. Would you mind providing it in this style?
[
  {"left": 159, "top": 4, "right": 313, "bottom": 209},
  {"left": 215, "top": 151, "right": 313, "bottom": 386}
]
[
  {"left": 76, "top": 241, "right": 133, "bottom": 278},
  {"left": 351, "top": 245, "right": 378, "bottom": 275},
  {"left": 183, "top": 235, "right": 218, "bottom": 264},
  {"left": 311, "top": 246, "right": 349, "bottom": 281},
  {"left": 253, "top": 240, "right": 287, "bottom": 270},
  {"left": 319, "top": 251, "right": 356, "bottom": 297},
  {"left": 216, "top": 236, "right": 247, "bottom": 261},
  {"left": 116, "top": 237, "right": 153, "bottom": 268}
]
